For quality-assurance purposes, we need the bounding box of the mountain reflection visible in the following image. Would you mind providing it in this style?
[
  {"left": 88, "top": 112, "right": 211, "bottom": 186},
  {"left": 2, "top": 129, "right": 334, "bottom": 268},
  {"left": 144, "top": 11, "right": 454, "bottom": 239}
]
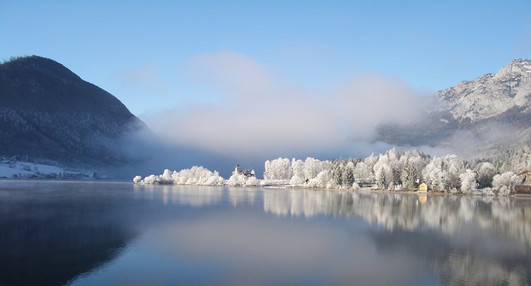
[{"left": 0, "top": 182, "right": 136, "bottom": 286}]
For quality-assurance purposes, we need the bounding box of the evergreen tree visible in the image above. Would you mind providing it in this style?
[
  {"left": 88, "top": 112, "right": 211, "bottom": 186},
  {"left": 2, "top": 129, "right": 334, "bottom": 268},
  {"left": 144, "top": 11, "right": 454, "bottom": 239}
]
[{"left": 376, "top": 166, "right": 387, "bottom": 189}]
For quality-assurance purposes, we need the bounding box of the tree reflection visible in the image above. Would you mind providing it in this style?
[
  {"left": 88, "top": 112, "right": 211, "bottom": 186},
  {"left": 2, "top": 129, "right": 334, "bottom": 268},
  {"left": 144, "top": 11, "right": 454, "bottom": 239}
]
[
  {"left": 133, "top": 184, "right": 223, "bottom": 207},
  {"left": 263, "top": 189, "right": 531, "bottom": 285}
]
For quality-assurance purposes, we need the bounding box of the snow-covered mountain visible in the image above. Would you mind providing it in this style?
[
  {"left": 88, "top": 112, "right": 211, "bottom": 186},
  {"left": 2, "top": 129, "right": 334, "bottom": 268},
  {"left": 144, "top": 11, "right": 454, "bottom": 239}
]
[
  {"left": 438, "top": 59, "right": 531, "bottom": 123},
  {"left": 376, "top": 59, "right": 531, "bottom": 152}
]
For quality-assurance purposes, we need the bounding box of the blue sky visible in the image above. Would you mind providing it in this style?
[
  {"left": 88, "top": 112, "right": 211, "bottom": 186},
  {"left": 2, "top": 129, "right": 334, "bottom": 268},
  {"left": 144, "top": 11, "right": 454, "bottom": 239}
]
[
  {"left": 1, "top": 0, "right": 530, "bottom": 170},
  {"left": 2, "top": 1, "right": 529, "bottom": 113}
]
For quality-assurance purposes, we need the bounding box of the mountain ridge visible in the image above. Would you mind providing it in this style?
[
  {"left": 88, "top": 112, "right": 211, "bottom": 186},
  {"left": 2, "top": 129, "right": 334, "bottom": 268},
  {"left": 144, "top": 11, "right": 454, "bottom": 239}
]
[
  {"left": 0, "top": 56, "right": 146, "bottom": 168},
  {"left": 437, "top": 58, "right": 531, "bottom": 123},
  {"left": 376, "top": 58, "right": 531, "bottom": 154}
]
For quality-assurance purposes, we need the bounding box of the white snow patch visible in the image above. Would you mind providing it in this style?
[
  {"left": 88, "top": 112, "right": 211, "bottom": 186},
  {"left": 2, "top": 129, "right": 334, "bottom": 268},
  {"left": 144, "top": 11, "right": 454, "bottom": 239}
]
[{"left": 0, "top": 159, "right": 92, "bottom": 179}]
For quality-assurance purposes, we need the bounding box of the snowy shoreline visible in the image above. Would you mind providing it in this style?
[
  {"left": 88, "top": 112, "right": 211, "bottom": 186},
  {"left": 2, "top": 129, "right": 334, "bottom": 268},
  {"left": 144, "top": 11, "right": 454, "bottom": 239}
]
[
  {"left": 133, "top": 147, "right": 530, "bottom": 196},
  {"left": 0, "top": 159, "right": 95, "bottom": 180}
]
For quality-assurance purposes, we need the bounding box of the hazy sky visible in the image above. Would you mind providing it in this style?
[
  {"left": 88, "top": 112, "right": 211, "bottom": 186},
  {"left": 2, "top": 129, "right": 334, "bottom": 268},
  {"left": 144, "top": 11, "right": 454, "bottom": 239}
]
[{"left": 1, "top": 0, "right": 530, "bottom": 170}]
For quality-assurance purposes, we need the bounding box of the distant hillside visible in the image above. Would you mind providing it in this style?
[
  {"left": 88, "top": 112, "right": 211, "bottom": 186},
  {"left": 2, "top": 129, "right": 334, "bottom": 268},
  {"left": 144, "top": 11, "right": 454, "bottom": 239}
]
[
  {"left": 0, "top": 56, "right": 146, "bottom": 167},
  {"left": 376, "top": 59, "right": 531, "bottom": 153}
]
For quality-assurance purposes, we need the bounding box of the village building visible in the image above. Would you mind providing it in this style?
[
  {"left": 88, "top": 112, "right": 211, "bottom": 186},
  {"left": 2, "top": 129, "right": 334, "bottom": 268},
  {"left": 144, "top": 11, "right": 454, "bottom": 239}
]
[
  {"left": 418, "top": 183, "right": 428, "bottom": 192},
  {"left": 235, "top": 164, "right": 255, "bottom": 177},
  {"left": 515, "top": 170, "right": 531, "bottom": 193}
]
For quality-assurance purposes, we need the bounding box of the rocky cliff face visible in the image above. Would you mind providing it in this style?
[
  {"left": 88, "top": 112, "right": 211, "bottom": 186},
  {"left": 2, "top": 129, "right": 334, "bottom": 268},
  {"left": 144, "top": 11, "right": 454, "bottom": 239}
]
[
  {"left": 0, "top": 56, "right": 146, "bottom": 167},
  {"left": 438, "top": 59, "right": 531, "bottom": 123},
  {"left": 376, "top": 59, "right": 531, "bottom": 152}
]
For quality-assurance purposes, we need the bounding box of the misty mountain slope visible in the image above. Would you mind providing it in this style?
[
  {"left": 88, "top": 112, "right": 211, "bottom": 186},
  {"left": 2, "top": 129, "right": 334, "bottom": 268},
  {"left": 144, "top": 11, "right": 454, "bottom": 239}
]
[
  {"left": 0, "top": 56, "right": 146, "bottom": 167},
  {"left": 376, "top": 59, "right": 531, "bottom": 153}
]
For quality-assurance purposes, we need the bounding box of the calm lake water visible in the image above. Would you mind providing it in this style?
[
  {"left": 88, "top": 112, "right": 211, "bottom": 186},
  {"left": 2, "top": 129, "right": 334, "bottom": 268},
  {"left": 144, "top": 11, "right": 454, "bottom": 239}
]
[{"left": 0, "top": 181, "right": 530, "bottom": 286}]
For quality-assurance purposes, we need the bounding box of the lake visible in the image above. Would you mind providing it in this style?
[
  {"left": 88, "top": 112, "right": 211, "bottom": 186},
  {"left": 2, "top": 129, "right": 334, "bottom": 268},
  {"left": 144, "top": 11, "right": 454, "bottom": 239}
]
[{"left": 0, "top": 181, "right": 530, "bottom": 286}]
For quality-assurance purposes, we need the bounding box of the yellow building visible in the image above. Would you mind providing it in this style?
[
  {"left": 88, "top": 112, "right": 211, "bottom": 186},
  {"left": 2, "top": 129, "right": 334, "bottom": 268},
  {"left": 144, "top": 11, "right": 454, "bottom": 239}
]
[{"left": 418, "top": 183, "right": 428, "bottom": 192}]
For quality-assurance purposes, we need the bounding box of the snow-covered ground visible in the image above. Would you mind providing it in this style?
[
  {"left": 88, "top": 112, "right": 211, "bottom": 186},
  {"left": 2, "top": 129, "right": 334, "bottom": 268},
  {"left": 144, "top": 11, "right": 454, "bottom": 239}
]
[{"left": 0, "top": 159, "right": 93, "bottom": 179}]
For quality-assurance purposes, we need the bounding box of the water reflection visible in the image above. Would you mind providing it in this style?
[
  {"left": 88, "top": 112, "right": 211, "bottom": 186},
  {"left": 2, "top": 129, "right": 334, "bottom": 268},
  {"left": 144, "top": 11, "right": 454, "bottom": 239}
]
[
  {"left": 117, "top": 212, "right": 429, "bottom": 286},
  {"left": 133, "top": 185, "right": 260, "bottom": 208},
  {"left": 133, "top": 184, "right": 224, "bottom": 207},
  {"left": 1, "top": 182, "right": 530, "bottom": 286},
  {"left": 264, "top": 189, "right": 531, "bottom": 245},
  {"left": 263, "top": 188, "right": 531, "bottom": 285},
  {"left": 0, "top": 181, "right": 135, "bottom": 286},
  {"left": 227, "top": 187, "right": 258, "bottom": 207}
]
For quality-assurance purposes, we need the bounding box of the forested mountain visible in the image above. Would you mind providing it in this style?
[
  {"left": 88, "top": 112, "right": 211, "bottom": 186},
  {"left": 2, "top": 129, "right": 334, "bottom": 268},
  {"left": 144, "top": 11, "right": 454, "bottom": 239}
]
[
  {"left": 0, "top": 56, "right": 145, "bottom": 167},
  {"left": 376, "top": 59, "right": 531, "bottom": 150}
]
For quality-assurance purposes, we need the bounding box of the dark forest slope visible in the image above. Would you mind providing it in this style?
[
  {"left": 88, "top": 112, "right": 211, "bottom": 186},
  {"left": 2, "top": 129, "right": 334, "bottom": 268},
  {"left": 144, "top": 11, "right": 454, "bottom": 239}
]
[{"left": 0, "top": 56, "right": 145, "bottom": 167}]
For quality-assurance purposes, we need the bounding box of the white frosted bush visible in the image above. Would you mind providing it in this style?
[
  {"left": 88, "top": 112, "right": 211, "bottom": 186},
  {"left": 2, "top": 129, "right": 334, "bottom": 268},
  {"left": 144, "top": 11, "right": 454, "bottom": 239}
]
[
  {"left": 459, "top": 169, "right": 477, "bottom": 194},
  {"left": 289, "top": 175, "right": 305, "bottom": 185},
  {"left": 226, "top": 173, "right": 245, "bottom": 187},
  {"left": 246, "top": 176, "right": 260, "bottom": 186},
  {"left": 134, "top": 166, "right": 224, "bottom": 186},
  {"left": 226, "top": 170, "right": 260, "bottom": 187},
  {"left": 308, "top": 170, "right": 332, "bottom": 188},
  {"left": 142, "top": 175, "right": 158, "bottom": 184},
  {"left": 133, "top": 175, "right": 142, "bottom": 184},
  {"left": 492, "top": 172, "right": 520, "bottom": 195}
]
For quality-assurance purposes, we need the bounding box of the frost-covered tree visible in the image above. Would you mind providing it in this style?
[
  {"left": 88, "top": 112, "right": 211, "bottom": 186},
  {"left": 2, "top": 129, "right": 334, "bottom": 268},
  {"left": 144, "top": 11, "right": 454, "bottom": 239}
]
[
  {"left": 445, "top": 155, "right": 465, "bottom": 190},
  {"left": 136, "top": 145, "right": 529, "bottom": 195},
  {"left": 494, "top": 146, "right": 531, "bottom": 174},
  {"left": 354, "top": 161, "right": 372, "bottom": 182},
  {"left": 423, "top": 157, "right": 449, "bottom": 191},
  {"left": 400, "top": 162, "right": 417, "bottom": 190},
  {"left": 364, "top": 153, "right": 378, "bottom": 172},
  {"left": 492, "top": 172, "right": 520, "bottom": 195},
  {"left": 303, "top": 157, "right": 324, "bottom": 180},
  {"left": 459, "top": 169, "right": 477, "bottom": 194},
  {"left": 290, "top": 158, "right": 306, "bottom": 184},
  {"left": 373, "top": 154, "right": 394, "bottom": 189},
  {"left": 264, "top": 158, "right": 292, "bottom": 181},
  {"left": 421, "top": 154, "right": 468, "bottom": 192},
  {"left": 476, "top": 162, "right": 495, "bottom": 188},
  {"left": 398, "top": 150, "right": 430, "bottom": 190},
  {"left": 375, "top": 165, "right": 390, "bottom": 189},
  {"left": 332, "top": 163, "right": 343, "bottom": 188},
  {"left": 135, "top": 166, "right": 225, "bottom": 186},
  {"left": 227, "top": 169, "right": 260, "bottom": 187},
  {"left": 391, "top": 164, "right": 401, "bottom": 188},
  {"left": 341, "top": 161, "right": 355, "bottom": 188}
]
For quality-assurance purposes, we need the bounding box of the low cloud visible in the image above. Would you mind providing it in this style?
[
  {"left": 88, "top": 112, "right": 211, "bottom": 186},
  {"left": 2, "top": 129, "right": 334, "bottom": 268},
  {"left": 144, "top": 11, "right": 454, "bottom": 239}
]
[
  {"left": 146, "top": 51, "right": 427, "bottom": 162},
  {"left": 333, "top": 74, "right": 426, "bottom": 140},
  {"left": 439, "top": 122, "right": 530, "bottom": 160}
]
